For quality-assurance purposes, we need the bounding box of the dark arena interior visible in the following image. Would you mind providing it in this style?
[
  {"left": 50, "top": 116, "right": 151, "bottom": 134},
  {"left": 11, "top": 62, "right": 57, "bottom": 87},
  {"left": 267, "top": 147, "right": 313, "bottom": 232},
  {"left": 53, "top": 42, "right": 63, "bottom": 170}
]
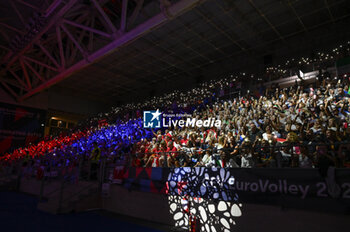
[{"left": 1, "top": 0, "right": 350, "bottom": 231}]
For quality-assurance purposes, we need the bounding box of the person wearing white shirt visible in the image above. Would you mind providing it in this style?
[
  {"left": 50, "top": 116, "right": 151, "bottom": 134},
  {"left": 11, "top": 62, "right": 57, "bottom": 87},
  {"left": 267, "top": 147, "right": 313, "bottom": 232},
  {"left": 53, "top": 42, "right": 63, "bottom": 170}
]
[
  {"left": 201, "top": 150, "right": 214, "bottom": 167},
  {"left": 240, "top": 147, "right": 255, "bottom": 168}
]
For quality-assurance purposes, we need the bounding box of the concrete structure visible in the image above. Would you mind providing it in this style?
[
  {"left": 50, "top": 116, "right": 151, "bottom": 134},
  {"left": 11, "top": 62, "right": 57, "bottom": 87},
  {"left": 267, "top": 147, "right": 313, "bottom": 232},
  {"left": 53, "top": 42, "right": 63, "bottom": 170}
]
[{"left": 11, "top": 176, "right": 350, "bottom": 232}]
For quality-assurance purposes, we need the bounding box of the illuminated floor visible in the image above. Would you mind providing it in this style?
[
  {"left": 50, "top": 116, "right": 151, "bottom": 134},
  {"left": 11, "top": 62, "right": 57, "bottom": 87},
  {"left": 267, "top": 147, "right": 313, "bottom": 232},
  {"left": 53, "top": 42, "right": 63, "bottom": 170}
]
[{"left": 0, "top": 191, "right": 170, "bottom": 232}]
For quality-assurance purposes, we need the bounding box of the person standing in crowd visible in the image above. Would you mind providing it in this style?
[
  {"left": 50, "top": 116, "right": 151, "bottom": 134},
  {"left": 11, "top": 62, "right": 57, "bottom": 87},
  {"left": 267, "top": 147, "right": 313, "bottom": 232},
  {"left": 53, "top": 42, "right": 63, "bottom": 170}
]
[{"left": 90, "top": 142, "right": 101, "bottom": 180}]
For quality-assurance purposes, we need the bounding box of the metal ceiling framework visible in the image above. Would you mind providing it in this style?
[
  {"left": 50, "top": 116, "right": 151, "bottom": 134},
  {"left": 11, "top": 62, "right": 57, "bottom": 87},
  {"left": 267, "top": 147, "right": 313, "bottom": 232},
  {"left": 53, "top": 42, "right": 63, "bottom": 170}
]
[
  {"left": 0, "top": 0, "right": 349, "bottom": 103},
  {"left": 0, "top": 0, "right": 203, "bottom": 101},
  {"left": 82, "top": 0, "right": 350, "bottom": 97},
  {"left": 56, "top": 0, "right": 350, "bottom": 100}
]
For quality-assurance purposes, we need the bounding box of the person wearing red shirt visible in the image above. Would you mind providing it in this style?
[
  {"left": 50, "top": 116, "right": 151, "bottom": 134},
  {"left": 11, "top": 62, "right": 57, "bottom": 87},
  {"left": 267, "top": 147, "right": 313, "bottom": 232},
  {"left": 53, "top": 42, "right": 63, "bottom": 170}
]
[
  {"left": 135, "top": 145, "right": 146, "bottom": 166},
  {"left": 141, "top": 144, "right": 150, "bottom": 165},
  {"left": 166, "top": 141, "right": 178, "bottom": 167},
  {"left": 145, "top": 143, "right": 166, "bottom": 167},
  {"left": 180, "top": 133, "right": 188, "bottom": 146}
]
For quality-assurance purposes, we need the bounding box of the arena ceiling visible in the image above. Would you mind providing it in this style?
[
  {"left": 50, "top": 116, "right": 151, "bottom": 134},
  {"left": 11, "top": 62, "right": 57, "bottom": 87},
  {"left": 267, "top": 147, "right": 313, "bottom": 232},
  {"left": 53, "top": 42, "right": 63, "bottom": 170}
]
[{"left": 0, "top": 0, "right": 350, "bottom": 104}]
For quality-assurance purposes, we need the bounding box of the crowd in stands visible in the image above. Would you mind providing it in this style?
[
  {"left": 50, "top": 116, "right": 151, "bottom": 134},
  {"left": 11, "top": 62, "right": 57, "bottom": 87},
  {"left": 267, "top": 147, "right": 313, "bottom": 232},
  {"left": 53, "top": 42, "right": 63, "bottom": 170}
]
[
  {"left": 1, "top": 43, "right": 350, "bottom": 173},
  {"left": 0, "top": 119, "right": 148, "bottom": 178},
  {"left": 131, "top": 77, "right": 350, "bottom": 169},
  {"left": 0, "top": 131, "right": 86, "bottom": 162},
  {"left": 2, "top": 75, "right": 350, "bottom": 174}
]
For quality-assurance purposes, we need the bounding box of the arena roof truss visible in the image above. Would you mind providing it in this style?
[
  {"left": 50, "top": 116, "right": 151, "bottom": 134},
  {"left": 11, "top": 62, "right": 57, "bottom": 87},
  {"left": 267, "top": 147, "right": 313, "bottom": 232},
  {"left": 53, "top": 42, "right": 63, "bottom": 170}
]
[
  {"left": 0, "top": 0, "right": 349, "bottom": 103},
  {"left": 0, "top": 0, "right": 203, "bottom": 101}
]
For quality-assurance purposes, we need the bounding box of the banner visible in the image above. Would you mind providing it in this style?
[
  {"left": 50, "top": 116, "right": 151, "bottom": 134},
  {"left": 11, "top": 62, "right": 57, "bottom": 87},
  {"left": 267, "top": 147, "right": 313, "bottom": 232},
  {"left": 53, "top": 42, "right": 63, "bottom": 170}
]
[
  {"left": 0, "top": 102, "right": 46, "bottom": 154},
  {"left": 122, "top": 167, "right": 350, "bottom": 212}
]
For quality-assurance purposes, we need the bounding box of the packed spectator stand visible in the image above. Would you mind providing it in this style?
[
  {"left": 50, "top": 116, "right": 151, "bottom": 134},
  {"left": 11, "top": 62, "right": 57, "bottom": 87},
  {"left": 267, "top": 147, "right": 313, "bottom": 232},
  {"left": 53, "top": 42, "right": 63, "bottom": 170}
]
[{"left": 1, "top": 43, "right": 350, "bottom": 183}]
